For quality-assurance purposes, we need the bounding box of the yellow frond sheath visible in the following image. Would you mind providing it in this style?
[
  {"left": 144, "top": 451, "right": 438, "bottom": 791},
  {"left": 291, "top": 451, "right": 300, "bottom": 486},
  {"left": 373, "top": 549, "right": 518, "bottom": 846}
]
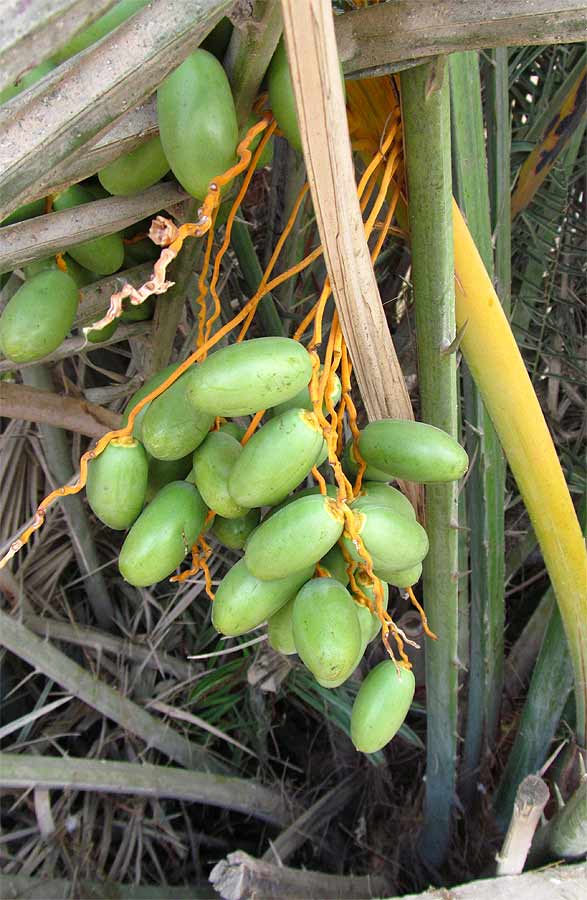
[{"left": 453, "top": 198, "right": 587, "bottom": 742}]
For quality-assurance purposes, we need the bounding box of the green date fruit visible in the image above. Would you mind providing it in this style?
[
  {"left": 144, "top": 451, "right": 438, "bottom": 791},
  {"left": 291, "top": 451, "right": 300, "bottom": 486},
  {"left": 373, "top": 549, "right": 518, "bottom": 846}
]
[
  {"left": 185, "top": 337, "right": 313, "bottom": 417},
  {"left": 0, "top": 270, "right": 78, "bottom": 363},
  {"left": 212, "top": 559, "right": 313, "bottom": 637},
  {"left": 157, "top": 49, "right": 238, "bottom": 201},
  {"left": 141, "top": 371, "right": 213, "bottom": 461},
  {"left": 122, "top": 363, "right": 179, "bottom": 439},
  {"left": 267, "top": 596, "right": 297, "bottom": 655},
  {"left": 86, "top": 437, "right": 148, "bottom": 530},
  {"left": 228, "top": 408, "right": 324, "bottom": 508},
  {"left": 146, "top": 454, "right": 193, "bottom": 502},
  {"left": 98, "top": 136, "right": 170, "bottom": 196},
  {"left": 244, "top": 494, "right": 344, "bottom": 581},
  {"left": 192, "top": 431, "right": 247, "bottom": 519},
  {"left": 53, "top": 185, "right": 124, "bottom": 275},
  {"left": 211, "top": 508, "right": 260, "bottom": 550},
  {"left": 342, "top": 505, "right": 429, "bottom": 575},
  {"left": 351, "top": 482, "right": 415, "bottom": 520},
  {"left": 292, "top": 577, "right": 361, "bottom": 685},
  {"left": 350, "top": 661, "right": 415, "bottom": 753},
  {"left": 357, "top": 419, "right": 469, "bottom": 483},
  {"left": 118, "top": 481, "right": 207, "bottom": 587}
]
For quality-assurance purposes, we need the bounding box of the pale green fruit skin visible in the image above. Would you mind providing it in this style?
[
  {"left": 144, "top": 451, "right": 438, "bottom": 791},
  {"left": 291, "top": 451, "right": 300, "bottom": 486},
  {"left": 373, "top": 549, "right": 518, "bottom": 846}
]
[
  {"left": 212, "top": 560, "right": 313, "bottom": 637},
  {"left": 350, "top": 661, "right": 415, "bottom": 753},
  {"left": 245, "top": 495, "right": 344, "bottom": 581},
  {"left": 185, "top": 337, "right": 313, "bottom": 417},
  {"left": 320, "top": 544, "right": 349, "bottom": 586},
  {"left": 218, "top": 421, "right": 246, "bottom": 441},
  {"left": 118, "top": 481, "right": 207, "bottom": 587},
  {"left": 123, "top": 363, "right": 179, "bottom": 440},
  {"left": 358, "top": 419, "right": 469, "bottom": 484},
  {"left": 352, "top": 578, "right": 389, "bottom": 643},
  {"left": 53, "top": 185, "right": 124, "bottom": 275},
  {"left": 267, "top": 40, "right": 302, "bottom": 152},
  {"left": 141, "top": 371, "right": 213, "bottom": 461},
  {"left": 24, "top": 254, "right": 97, "bottom": 288},
  {"left": 267, "top": 597, "right": 296, "bottom": 654},
  {"left": 342, "top": 442, "right": 390, "bottom": 483},
  {"left": 264, "top": 483, "right": 337, "bottom": 521},
  {"left": 98, "top": 136, "right": 170, "bottom": 196},
  {"left": 352, "top": 482, "right": 415, "bottom": 520},
  {"left": 270, "top": 369, "right": 341, "bottom": 417},
  {"left": 157, "top": 49, "right": 238, "bottom": 201},
  {"left": 146, "top": 454, "right": 193, "bottom": 503},
  {"left": 229, "top": 408, "right": 324, "bottom": 507},
  {"left": 292, "top": 578, "right": 361, "bottom": 684},
  {"left": 86, "top": 438, "right": 148, "bottom": 530},
  {"left": 0, "top": 270, "right": 78, "bottom": 363},
  {"left": 342, "top": 506, "right": 429, "bottom": 573},
  {"left": 211, "top": 508, "right": 260, "bottom": 550},
  {"left": 192, "top": 432, "right": 247, "bottom": 519},
  {"left": 383, "top": 563, "right": 423, "bottom": 588}
]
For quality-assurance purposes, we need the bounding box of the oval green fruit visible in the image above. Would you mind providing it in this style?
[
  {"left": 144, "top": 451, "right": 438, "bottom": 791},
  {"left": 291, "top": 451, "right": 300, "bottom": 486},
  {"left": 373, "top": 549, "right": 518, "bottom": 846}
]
[
  {"left": 218, "top": 421, "right": 247, "bottom": 441},
  {"left": 351, "top": 482, "right": 415, "bottom": 520},
  {"left": 350, "top": 660, "right": 415, "bottom": 753},
  {"left": 264, "top": 483, "right": 337, "bottom": 520},
  {"left": 24, "top": 254, "right": 97, "bottom": 288},
  {"left": 0, "top": 270, "right": 78, "bottom": 363},
  {"left": 245, "top": 494, "right": 344, "bottom": 581},
  {"left": 141, "top": 371, "right": 213, "bottom": 461},
  {"left": 212, "top": 559, "right": 312, "bottom": 637},
  {"left": 378, "top": 563, "right": 422, "bottom": 589},
  {"left": 158, "top": 49, "right": 238, "bottom": 201},
  {"left": 192, "top": 431, "right": 247, "bottom": 519},
  {"left": 358, "top": 419, "right": 469, "bottom": 483},
  {"left": 86, "top": 437, "right": 148, "bottom": 530},
  {"left": 342, "top": 505, "right": 429, "bottom": 573},
  {"left": 86, "top": 318, "right": 118, "bottom": 343},
  {"left": 98, "top": 136, "right": 170, "bottom": 196},
  {"left": 2, "top": 198, "right": 45, "bottom": 226},
  {"left": 267, "top": 596, "right": 297, "bottom": 655},
  {"left": 185, "top": 337, "right": 313, "bottom": 417},
  {"left": 267, "top": 40, "right": 302, "bottom": 153},
  {"left": 123, "top": 363, "right": 179, "bottom": 439},
  {"left": 229, "top": 408, "right": 324, "bottom": 508},
  {"left": 271, "top": 368, "right": 341, "bottom": 418},
  {"left": 53, "top": 185, "right": 124, "bottom": 275},
  {"left": 353, "top": 573, "right": 389, "bottom": 643},
  {"left": 121, "top": 295, "right": 156, "bottom": 322},
  {"left": 118, "top": 481, "right": 207, "bottom": 586},
  {"left": 146, "top": 454, "right": 193, "bottom": 502},
  {"left": 292, "top": 577, "right": 361, "bottom": 684},
  {"left": 342, "top": 441, "right": 390, "bottom": 483},
  {"left": 211, "top": 508, "right": 260, "bottom": 550},
  {"left": 319, "top": 544, "right": 349, "bottom": 586}
]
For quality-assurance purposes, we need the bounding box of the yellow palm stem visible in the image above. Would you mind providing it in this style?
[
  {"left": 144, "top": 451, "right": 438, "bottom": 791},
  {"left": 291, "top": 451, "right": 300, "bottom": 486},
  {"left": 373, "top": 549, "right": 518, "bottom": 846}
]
[{"left": 453, "top": 198, "right": 587, "bottom": 743}]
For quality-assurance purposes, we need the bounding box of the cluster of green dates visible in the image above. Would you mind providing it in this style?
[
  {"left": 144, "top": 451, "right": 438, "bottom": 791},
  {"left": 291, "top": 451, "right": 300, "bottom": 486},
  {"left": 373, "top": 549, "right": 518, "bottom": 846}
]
[
  {"left": 0, "top": 5, "right": 296, "bottom": 365},
  {"left": 84, "top": 335, "right": 468, "bottom": 753}
]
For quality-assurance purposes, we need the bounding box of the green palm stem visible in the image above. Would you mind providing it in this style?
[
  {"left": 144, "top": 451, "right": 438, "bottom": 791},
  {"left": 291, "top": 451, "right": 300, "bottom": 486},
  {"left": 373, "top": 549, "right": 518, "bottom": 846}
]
[
  {"left": 449, "top": 50, "right": 506, "bottom": 806},
  {"left": 401, "top": 59, "right": 459, "bottom": 868}
]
